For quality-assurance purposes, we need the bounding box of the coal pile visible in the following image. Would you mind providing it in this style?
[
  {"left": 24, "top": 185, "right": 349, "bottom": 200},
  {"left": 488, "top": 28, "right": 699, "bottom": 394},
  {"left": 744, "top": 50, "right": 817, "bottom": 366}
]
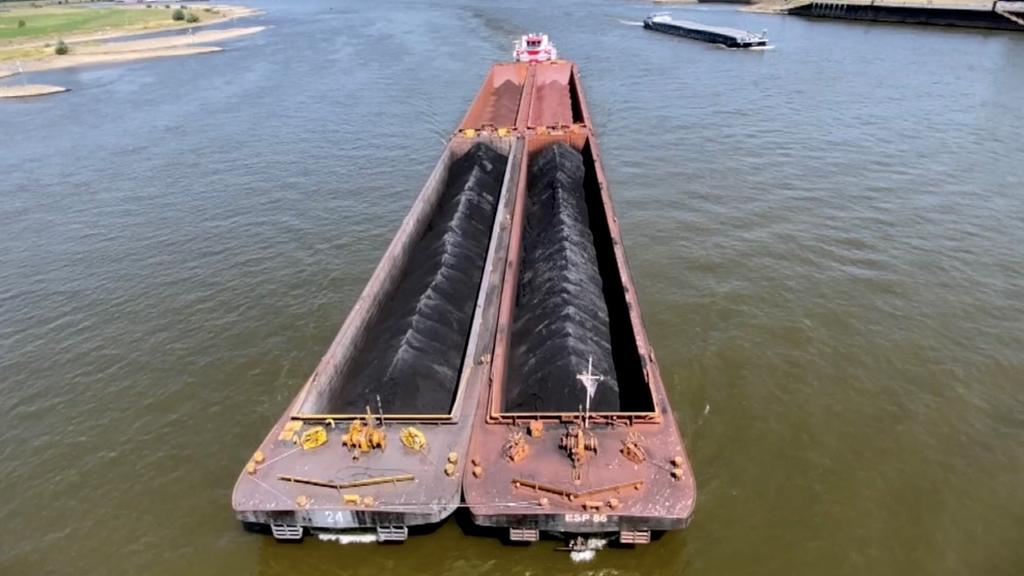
[
  {"left": 327, "top": 143, "right": 507, "bottom": 414},
  {"left": 506, "top": 143, "right": 620, "bottom": 413}
]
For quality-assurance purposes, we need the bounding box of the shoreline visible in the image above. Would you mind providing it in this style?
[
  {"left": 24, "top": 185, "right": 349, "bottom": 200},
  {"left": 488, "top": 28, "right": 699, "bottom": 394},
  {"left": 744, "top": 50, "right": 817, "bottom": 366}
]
[
  {"left": 1, "top": 4, "right": 262, "bottom": 52},
  {"left": 15, "top": 26, "right": 264, "bottom": 73},
  {"left": 0, "top": 4, "right": 263, "bottom": 71},
  {"left": 0, "top": 84, "right": 69, "bottom": 98},
  {"left": 0, "top": 5, "right": 265, "bottom": 87}
]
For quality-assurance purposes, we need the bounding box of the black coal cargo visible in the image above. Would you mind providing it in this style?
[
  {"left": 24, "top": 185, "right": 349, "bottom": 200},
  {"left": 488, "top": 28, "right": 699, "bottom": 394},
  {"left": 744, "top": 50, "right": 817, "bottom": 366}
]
[
  {"left": 326, "top": 142, "right": 508, "bottom": 414},
  {"left": 506, "top": 143, "right": 620, "bottom": 413}
]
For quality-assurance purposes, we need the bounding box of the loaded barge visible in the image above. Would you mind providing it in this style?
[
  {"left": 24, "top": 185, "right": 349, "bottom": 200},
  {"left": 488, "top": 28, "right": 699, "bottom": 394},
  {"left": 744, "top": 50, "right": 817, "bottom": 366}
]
[
  {"left": 644, "top": 13, "right": 768, "bottom": 48},
  {"left": 232, "top": 78, "right": 526, "bottom": 542},
  {"left": 233, "top": 39, "right": 695, "bottom": 549},
  {"left": 461, "top": 61, "right": 696, "bottom": 548}
]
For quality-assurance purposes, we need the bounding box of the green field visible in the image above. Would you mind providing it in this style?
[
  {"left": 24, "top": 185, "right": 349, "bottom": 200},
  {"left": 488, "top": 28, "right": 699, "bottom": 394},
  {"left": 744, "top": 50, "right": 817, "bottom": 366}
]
[{"left": 0, "top": 7, "right": 175, "bottom": 41}]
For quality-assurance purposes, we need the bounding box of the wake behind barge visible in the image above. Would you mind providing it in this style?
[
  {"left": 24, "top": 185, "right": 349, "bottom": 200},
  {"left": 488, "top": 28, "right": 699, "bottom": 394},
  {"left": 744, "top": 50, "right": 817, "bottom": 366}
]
[{"left": 644, "top": 13, "right": 768, "bottom": 48}]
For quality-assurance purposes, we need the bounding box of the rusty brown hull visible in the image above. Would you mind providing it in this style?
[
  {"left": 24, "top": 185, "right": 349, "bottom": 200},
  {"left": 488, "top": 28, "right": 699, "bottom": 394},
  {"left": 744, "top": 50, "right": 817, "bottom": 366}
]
[
  {"left": 232, "top": 58, "right": 695, "bottom": 545},
  {"left": 232, "top": 133, "right": 523, "bottom": 541},
  {"left": 462, "top": 62, "right": 696, "bottom": 543}
]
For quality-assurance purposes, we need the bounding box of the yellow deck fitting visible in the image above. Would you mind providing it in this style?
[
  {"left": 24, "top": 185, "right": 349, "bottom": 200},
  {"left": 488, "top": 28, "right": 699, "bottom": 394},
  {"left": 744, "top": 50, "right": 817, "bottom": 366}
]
[
  {"left": 444, "top": 462, "right": 456, "bottom": 477},
  {"left": 342, "top": 494, "right": 361, "bottom": 505},
  {"left": 496, "top": 127, "right": 510, "bottom": 137},
  {"left": 295, "top": 495, "right": 310, "bottom": 508},
  {"left": 245, "top": 450, "right": 265, "bottom": 474},
  {"left": 400, "top": 427, "right": 428, "bottom": 452},
  {"left": 527, "top": 419, "right": 544, "bottom": 438},
  {"left": 472, "top": 465, "right": 483, "bottom": 478},
  {"left": 300, "top": 426, "right": 328, "bottom": 450},
  {"left": 341, "top": 409, "right": 386, "bottom": 459},
  {"left": 278, "top": 420, "right": 302, "bottom": 442},
  {"left": 462, "top": 128, "right": 477, "bottom": 138},
  {"left": 447, "top": 452, "right": 459, "bottom": 464}
]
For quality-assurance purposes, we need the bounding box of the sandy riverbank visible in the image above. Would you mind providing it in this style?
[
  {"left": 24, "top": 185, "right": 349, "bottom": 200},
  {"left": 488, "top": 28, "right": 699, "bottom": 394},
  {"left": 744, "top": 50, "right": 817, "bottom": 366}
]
[
  {"left": 71, "top": 26, "right": 264, "bottom": 55},
  {"left": 0, "top": 84, "right": 69, "bottom": 98},
  {"left": 2, "top": 25, "right": 263, "bottom": 75},
  {"left": 23, "top": 45, "right": 223, "bottom": 73}
]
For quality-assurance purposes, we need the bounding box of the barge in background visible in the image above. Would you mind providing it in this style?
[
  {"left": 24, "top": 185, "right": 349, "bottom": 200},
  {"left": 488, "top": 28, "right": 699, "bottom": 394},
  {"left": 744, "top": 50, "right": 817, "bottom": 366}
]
[
  {"left": 231, "top": 69, "right": 529, "bottom": 541},
  {"left": 462, "top": 60, "right": 696, "bottom": 549},
  {"left": 644, "top": 12, "right": 768, "bottom": 48}
]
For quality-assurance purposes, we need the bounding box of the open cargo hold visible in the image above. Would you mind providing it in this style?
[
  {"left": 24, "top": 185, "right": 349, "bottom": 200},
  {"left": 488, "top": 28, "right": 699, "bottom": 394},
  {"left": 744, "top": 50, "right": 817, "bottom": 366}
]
[
  {"left": 458, "top": 63, "right": 528, "bottom": 133},
  {"left": 232, "top": 133, "right": 523, "bottom": 541},
  {"left": 462, "top": 63, "right": 695, "bottom": 545}
]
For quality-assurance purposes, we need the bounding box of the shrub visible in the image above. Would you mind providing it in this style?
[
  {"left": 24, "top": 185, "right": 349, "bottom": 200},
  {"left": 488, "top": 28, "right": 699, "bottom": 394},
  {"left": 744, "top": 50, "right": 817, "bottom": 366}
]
[
  {"left": 54, "top": 39, "right": 68, "bottom": 55},
  {"left": 17, "top": 19, "right": 26, "bottom": 28},
  {"left": 171, "top": 8, "right": 185, "bottom": 20},
  {"left": 185, "top": 12, "right": 199, "bottom": 23}
]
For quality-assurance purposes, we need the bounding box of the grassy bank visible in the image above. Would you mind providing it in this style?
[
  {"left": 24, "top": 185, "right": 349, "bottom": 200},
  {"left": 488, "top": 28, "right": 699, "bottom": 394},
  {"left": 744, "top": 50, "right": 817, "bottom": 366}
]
[
  {"left": 0, "top": 6, "right": 180, "bottom": 41},
  {"left": 0, "top": 3, "right": 259, "bottom": 64}
]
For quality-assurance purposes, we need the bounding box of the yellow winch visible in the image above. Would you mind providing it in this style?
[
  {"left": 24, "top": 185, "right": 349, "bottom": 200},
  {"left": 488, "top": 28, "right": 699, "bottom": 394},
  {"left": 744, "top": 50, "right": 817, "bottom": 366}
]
[{"left": 341, "top": 409, "right": 386, "bottom": 458}]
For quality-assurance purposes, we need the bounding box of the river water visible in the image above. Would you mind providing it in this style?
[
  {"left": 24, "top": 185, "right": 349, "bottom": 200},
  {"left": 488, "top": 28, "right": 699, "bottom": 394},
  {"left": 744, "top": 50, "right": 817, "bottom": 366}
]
[{"left": 2, "top": 0, "right": 1022, "bottom": 574}]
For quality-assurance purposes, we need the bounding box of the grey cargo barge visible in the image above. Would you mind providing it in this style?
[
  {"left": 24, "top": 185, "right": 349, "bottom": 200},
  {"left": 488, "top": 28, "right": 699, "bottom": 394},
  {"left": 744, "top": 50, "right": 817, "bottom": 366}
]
[{"left": 643, "top": 13, "right": 768, "bottom": 48}]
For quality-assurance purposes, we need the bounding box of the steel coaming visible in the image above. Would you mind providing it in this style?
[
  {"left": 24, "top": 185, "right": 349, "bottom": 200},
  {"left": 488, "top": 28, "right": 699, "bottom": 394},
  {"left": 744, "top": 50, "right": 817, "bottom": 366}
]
[{"left": 462, "top": 61, "right": 696, "bottom": 539}]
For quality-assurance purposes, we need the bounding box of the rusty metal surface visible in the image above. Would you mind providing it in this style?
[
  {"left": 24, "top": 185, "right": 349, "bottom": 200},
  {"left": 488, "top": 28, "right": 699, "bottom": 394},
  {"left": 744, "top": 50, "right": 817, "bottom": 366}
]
[
  {"left": 463, "top": 64, "right": 696, "bottom": 535},
  {"left": 232, "top": 135, "right": 522, "bottom": 532},
  {"left": 527, "top": 62, "right": 575, "bottom": 129},
  {"left": 459, "top": 63, "right": 528, "bottom": 132},
  {"left": 234, "top": 59, "right": 695, "bottom": 538}
]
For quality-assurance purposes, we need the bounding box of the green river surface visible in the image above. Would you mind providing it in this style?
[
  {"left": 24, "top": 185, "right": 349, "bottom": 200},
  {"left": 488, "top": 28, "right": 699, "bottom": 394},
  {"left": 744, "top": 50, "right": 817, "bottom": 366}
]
[{"left": 1, "top": 0, "right": 1022, "bottom": 574}]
